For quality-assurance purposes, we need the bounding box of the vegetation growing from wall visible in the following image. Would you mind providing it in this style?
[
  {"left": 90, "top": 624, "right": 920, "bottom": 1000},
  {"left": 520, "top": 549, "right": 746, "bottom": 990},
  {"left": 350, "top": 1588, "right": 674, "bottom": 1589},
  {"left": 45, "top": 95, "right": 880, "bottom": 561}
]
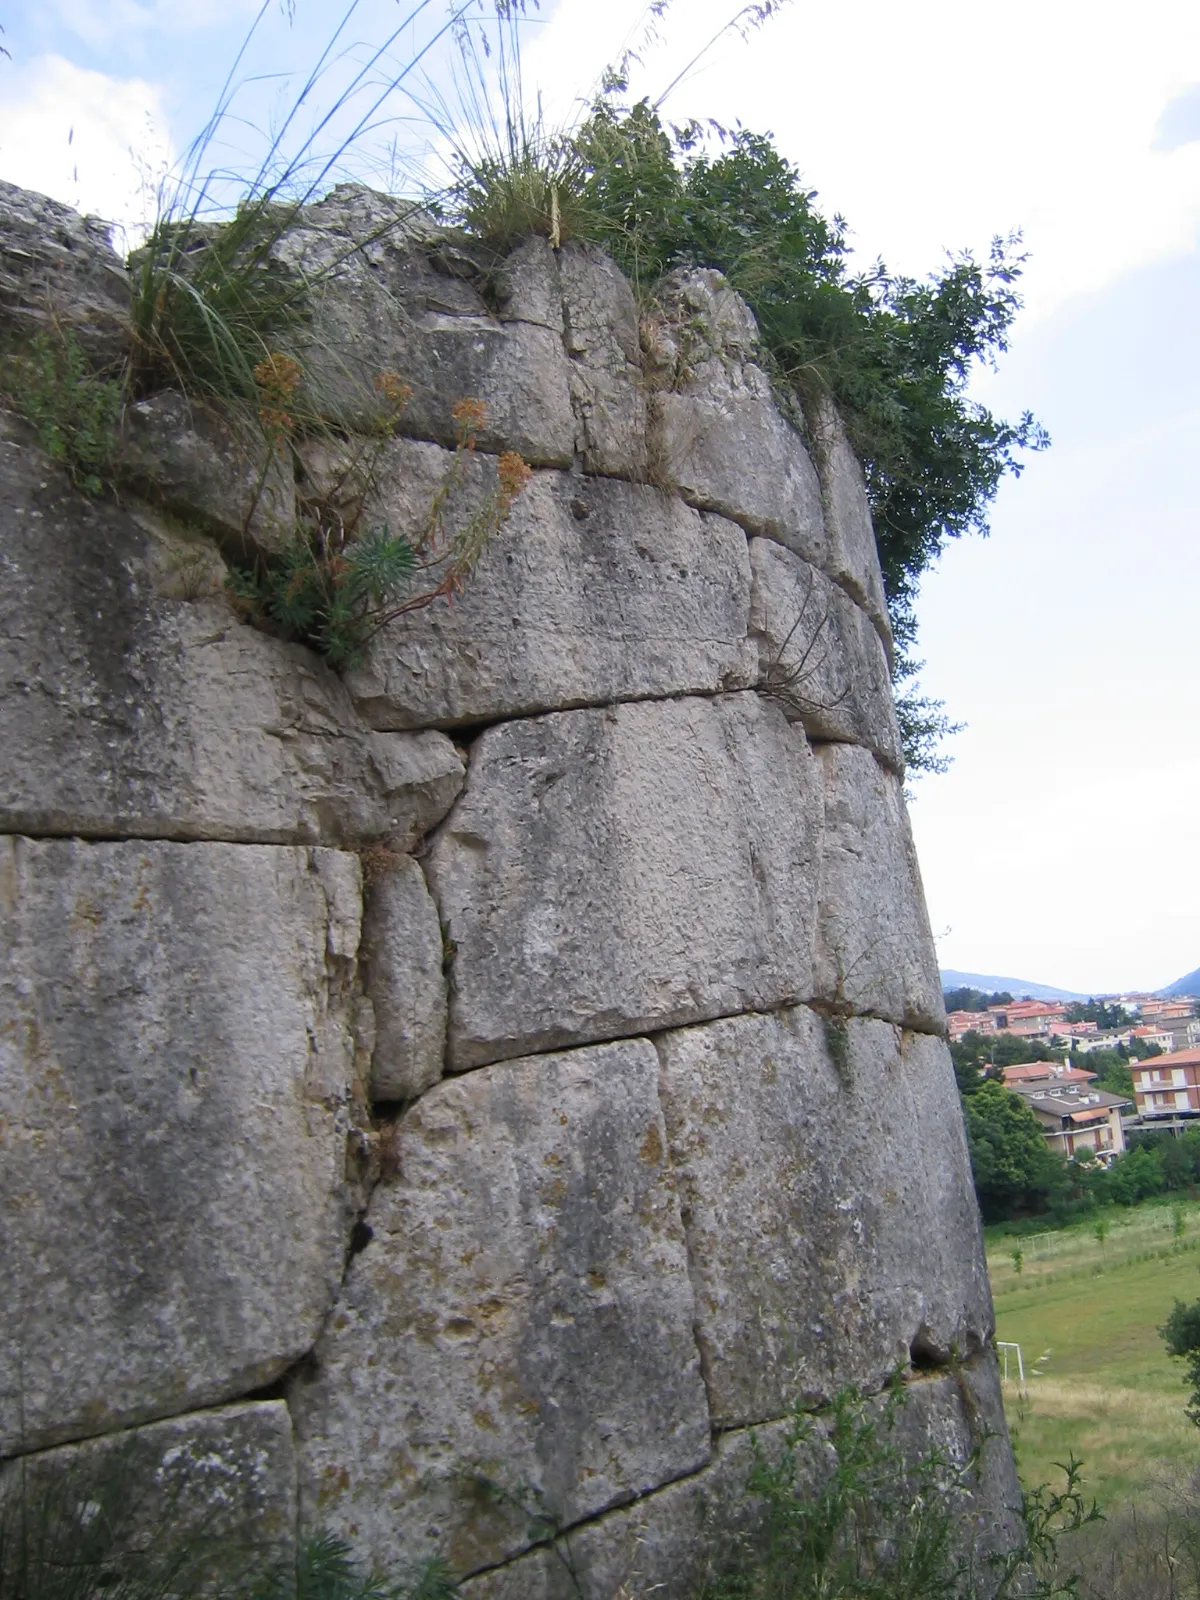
[
  {"left": 0, "top": 332, "right": 122, "bottom": 495},
  {"left": 445, "top": 89, "right": 1047, "bottom": 767},
  {"left": 226, "top": 369, "right": 532, "bottom": 667},
  {"left": 0, "top": 2, "right": 1044, "bottom": 757}
]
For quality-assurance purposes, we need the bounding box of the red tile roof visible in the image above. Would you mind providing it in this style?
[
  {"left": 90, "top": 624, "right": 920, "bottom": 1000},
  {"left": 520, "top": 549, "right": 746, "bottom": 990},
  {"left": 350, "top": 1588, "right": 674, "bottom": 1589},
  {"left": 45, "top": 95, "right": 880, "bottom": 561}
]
[{"left": 1136, "top": 1047, "right": 1200, "bottom": 1068}]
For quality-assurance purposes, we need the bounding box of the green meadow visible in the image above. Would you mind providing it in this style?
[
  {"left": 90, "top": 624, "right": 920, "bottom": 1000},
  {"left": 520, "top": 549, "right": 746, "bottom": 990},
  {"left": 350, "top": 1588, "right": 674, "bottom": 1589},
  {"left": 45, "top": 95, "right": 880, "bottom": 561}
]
[{"left": 987, "top": 1198, "right": 1200, "bottom": 1510}]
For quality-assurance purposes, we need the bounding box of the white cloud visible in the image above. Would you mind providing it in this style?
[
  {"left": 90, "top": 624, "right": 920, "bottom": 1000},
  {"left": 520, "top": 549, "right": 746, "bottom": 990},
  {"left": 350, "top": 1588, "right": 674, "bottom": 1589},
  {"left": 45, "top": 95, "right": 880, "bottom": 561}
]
[{"left": 0, "top": 54, "right": 171, "bottom": 241}]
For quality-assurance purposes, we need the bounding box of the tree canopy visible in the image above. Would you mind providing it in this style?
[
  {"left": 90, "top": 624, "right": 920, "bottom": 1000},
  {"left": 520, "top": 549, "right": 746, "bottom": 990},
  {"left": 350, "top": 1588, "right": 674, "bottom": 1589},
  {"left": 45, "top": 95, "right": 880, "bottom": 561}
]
[{"left": 961, "top": 1081, "right": 1066, "bottom": 1223}]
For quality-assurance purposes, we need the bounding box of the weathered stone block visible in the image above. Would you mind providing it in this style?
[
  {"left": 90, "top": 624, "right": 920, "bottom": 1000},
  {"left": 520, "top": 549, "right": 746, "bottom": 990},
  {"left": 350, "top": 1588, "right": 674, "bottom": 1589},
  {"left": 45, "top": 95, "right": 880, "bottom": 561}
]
[
  {"left": 425, "top": 694, "right": 822, "bottom": 1070},
  {"left": 289, "top": 1040, "right": 710, "bottom": 1577},
  {"left": 118, "top": 388, "right": 295, "bottom": 557},
  {"left": 462, "top": 1362, "right": 1021, "bottom": 1599},
  {"left": 559, "top": 240, "right": 648, "bottom": 477},
  {"left": 808, "top": 393, "right": 891, "bottom": 645},
  {"left": 277, "top": 188, "right": 575, "bottom": 463},
  {"left": 459, "top": 1419, "right": 813, "bottom": 1600},
  {"left": 749, "top": 537, "right": 901, "bottom": 771},
  {"left": 0, "top": 838, "right": 362, "bottom": 1455},
  {"left": 0, "top": 1403, "right": 298, "bottom": 1590},
  {"left": 0, "top": 414, "right": 464, "bottom": 843},
  {"left": 646, "top": 269, "right": 826, "bottom": 566},
  {"left": 0, "top": 179, "right": 129, "bottom": 368},
  {"left": 655, "top": 1007, "right": 992, "bottom": 1425},
  {"left": 814, "top": 742, "right": 945, "bottom": 1031},
  {"left": 362, "top": 855, "right": 447, "bottom": 1100},
  {"left": 344, "top": 446, "right": 755, "bottom": 727}
]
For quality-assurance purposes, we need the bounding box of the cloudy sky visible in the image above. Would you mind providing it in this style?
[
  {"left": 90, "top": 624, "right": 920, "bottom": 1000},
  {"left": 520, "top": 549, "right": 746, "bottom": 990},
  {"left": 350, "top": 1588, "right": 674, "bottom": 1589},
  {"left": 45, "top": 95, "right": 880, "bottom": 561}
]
[{"left": 1, "top": 0, "right": 1197, "bottom": 994}]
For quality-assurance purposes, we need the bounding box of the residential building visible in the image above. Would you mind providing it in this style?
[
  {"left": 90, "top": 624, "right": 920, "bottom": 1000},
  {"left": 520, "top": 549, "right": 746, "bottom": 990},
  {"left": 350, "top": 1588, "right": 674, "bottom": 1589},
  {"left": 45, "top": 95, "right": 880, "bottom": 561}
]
[
  {"left": 1166, "top": 1019, "right": 1200, "bottom": 1053},
  {"left": 1132, "top": 1048, "right": 1200, "bottom": 1120},
  {"left": 988, "top": 1001, "right": 1069, "bottom": 1038},
  {"left": 1002, "top": 1062, "right": 1096, "bottom": 1088},
  {"left": 946, "top": 1009, "right": 996, "bottom": 1041},
  {"left": 1007, "top": 1077, "right": 1129, "bottom": 1160},
  {"left": 1140, "top": 1000, "right": 1196, "bottom": 1026}
]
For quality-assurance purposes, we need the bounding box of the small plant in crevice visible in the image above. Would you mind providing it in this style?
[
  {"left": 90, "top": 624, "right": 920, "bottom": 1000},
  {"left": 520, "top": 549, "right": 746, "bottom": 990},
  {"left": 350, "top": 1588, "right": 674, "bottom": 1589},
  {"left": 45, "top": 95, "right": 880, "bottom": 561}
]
[
  {"left": 290, "top": 1531, "right": 458, "bottom": 1600},
  {"left": 228, "top": 381, "right": 532, "bottom": 668},
  {"left": 0, "top": 330, "right": 123, "bottom": 495},
  {"left": 822, "top": 1014, "right": 851, "bottom": 1081},
  {"left": 452, "top": 1469, "right": 583, "bottom": 1595},
  {"left": 757, "top": 568, "right": 855, "bottom": 730}
]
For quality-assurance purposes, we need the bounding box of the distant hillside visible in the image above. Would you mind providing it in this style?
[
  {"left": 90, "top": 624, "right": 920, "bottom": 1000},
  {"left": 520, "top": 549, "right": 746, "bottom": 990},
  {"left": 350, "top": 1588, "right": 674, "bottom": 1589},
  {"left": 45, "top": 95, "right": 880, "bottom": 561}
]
[
  {"left": 940, "top": 969, "right": 1089, "bottom": 1002},
  {"left": 1161, "top": 968, "right": 1200, "bottom": 997}
]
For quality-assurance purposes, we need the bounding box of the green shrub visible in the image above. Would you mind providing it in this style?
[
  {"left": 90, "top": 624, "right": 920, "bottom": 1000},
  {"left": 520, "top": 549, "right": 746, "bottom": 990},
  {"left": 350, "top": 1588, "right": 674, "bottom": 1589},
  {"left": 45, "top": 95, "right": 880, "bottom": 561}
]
[
  {"left": 0, "top": 331, "right": 123, "bottom": 495},
  {"left": 702, "top": 1384, "right": 1096, "bottom": 1599}
]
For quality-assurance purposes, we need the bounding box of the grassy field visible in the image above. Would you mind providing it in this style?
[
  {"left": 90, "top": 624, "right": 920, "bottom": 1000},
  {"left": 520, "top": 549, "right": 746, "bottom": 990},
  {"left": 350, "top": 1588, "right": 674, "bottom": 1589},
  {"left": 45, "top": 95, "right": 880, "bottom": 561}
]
[{"left": 986, "top": 1198, "right": 1200, "bottom": 1511}]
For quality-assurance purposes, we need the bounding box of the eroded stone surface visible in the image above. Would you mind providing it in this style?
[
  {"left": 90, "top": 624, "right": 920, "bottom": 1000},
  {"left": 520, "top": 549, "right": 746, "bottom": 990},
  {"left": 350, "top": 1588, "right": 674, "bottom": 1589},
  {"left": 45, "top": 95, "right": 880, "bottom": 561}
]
[
  {"left": 749, "top": 537, "right": 901, "bottom": 770},
  {"left": 290, "top": 1040, "right": 710, "bottom": 1577},
  {"left": 559, "top": 240, "right": 648, "bottom": 477},
  {"left": 277, "top": 188, "right": 575, "bottom": 463},
  {"left": 462, "top": 1362, "right": 1020, "bottom": 1600},
  {"left": 362, "top": 855, "right": 446, "bottom": 1100},
  {"left": 426, "top": 694, "right": 822, "bottom": 1070},
  {"left": 655, "top": 1007, "right": 992, "bottom": 1426},
  {"left": 0, "top": 414, "right": 464, "bottom": 843},
  {"left": 646, "top": 269, "right": 826, "bottom": 567},
  {"left": 0, "top": 179, "right": 129, "bottom": 367},
  {"left": 118, "top": 389, "right": 295, "bottom": 557},
  {"left": 808, "top": 394, "right": 890, "bottom": 645},
  {"left": 0, "top": 838, "right": 362, "bottom": 1455},
  {"left": 814, "top": 742, "right": 945, "bottom": 1031},
  {"left": 0, "top": 1403, "right": 298, "bottom": 1590},
  {"left": 344, "top": 446, "right": 755, "bottom": 727}
]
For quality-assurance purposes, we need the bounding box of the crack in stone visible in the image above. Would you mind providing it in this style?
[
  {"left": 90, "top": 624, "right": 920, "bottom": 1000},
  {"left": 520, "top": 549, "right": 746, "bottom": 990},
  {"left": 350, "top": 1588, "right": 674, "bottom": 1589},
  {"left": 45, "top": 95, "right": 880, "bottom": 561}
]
[{"left": 455, "top": 1350, "right": 1000, "bottom": 1584}]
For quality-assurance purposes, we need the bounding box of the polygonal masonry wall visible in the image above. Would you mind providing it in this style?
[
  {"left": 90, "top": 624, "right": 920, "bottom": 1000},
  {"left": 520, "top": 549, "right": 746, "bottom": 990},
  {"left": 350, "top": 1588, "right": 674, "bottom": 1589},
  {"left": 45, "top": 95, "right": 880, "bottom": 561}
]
[{"left": 0, "top": 176, "right": 1013, "bottom": 1589}]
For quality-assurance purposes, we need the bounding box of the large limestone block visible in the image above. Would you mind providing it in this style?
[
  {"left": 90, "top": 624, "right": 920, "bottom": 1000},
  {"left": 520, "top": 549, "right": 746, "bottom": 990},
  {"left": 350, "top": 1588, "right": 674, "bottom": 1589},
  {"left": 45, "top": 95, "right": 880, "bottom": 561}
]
[
  {"left": 463, "top": 1363, "right": 1021, "bottom": 1599},
  {"left": 362, "top": 854, "right": 447, "bottom": 1100},
  {"left": 808, "top": 393, "right": 891, "bottom": 646},
  {"left": 558, "top": 241, "right": 648, "bottom": 477},
  {"left": 344, "top": 446, "right": 755, "bottom": 727},
  {"left": 289, "top": 1040, "right": 710, "bottom": 1577},
  {"left": 749, "top": 537, "right": 901, "bottom": 771},
  {"left": 655, "top": 1007, "right": 992, "bottom": 1426},
  {"left": 0, "top": 415, "right": 464, "bottom": 844},
  {"left": 814, "top": 742, "right": 945, "bottom": 1031},
  {"left": 118, "top": 388, "right": 295, "bottom": 558},
  {"left": 0, "top": 1403, "right": 298, "bottom": 1591},
  {"left": 276, "top": 188, "right": 575, "bottom": 463},
  {"left": 0, "top": 180, "right": 129, "bottom": 368},
  {"left": 646, "top": 269, "right": 826, "bottom": 567},
  {"left": 0, "top": 837, "right": 363, "bottom": 1455},
  {"left": 426, "top": 694, "right": 822, "bottom": 1070}
]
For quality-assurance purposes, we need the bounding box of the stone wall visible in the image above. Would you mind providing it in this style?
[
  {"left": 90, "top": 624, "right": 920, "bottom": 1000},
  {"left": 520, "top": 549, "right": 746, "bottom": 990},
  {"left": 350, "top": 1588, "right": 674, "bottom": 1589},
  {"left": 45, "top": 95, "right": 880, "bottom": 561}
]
[{"left": 0, "top": 180, "right": 1021, "bottom": 1594}]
